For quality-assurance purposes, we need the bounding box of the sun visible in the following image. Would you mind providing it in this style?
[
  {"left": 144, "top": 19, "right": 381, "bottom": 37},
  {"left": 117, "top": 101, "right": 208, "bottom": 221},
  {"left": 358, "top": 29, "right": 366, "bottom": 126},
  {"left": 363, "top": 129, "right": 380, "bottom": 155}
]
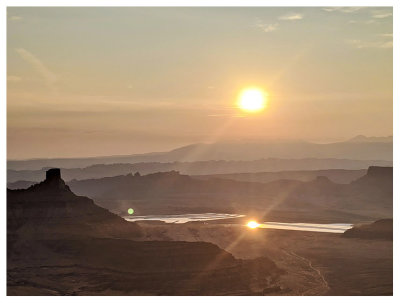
[
  {"left": 237, "top": 88, "right": 267, "bottom": 113},
  {"left": 247, "top": 221, "right": 260, "bottom": 229}
]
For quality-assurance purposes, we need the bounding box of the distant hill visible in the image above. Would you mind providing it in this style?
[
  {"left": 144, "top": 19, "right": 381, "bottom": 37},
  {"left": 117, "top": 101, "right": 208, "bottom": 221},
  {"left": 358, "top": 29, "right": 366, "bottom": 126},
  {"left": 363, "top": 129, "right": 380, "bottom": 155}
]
[
  {"left": 7, "top": 158, "right": 391, "bottom": 183},
  {"left": 194, "top": 169, "right": 367, "bottom": 184},
  {"left": 349, "top": 166, "right": 393, "bottom": 203},
  {"left": 68, "top": 170, "right": 267, "bottom": 200},
  {"left": 7, "top": 180, "right": 37, "bottom": 190},
  {"left": 343, "top": 219, "right": 393, "bottom": 240},
  {"left": 351, "top": 166, "right": 393, "bottom": 188},
  {"left": 7, "top": 137, "right": 393, "bottom": 170},
  {"left": 347, "top": 135, "right": 393, "bottom": 143}
]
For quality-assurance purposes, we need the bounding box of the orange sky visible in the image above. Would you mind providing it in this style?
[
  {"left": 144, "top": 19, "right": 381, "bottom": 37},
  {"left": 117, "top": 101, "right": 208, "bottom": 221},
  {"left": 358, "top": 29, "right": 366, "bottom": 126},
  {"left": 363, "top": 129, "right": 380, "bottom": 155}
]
[{"left": 7, "top": 7, "right": 393, "bottom": 159}]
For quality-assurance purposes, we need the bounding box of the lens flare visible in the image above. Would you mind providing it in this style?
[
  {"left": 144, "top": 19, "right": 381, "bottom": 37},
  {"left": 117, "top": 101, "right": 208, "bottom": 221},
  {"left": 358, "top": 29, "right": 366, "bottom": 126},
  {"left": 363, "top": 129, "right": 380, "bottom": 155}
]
[
  {"left": 128, "top": 208, "right": 134, "bottom": 215},
  {"left": 247, "top": 221, "right": 260, "bottom": 229}
]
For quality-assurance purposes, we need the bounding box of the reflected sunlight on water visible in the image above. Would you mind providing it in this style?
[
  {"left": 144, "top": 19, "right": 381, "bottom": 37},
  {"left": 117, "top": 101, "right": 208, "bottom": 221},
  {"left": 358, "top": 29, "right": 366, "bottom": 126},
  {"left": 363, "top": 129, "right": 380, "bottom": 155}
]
[
  {"left": 124, "top": 213, "right": 245, "bottom": 224},
  {"left": 123, "top": 213, "right": 353, "bottom": 233},
  {"left": 258, "top": 222, "right": 353, "bottom": 233}
]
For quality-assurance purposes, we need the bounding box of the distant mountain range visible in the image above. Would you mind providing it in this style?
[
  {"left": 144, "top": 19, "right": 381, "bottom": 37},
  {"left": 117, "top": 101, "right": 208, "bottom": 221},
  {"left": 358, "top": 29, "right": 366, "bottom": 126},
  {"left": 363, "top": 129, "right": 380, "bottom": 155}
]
[
  {"left": 7, "top": 158, "right": 392, "bottom": 183},
  {"left": 347, "top": 135, "right": 393, "bottom": 143},
  {"left": 7, "top": 168, "right": 368, "bottom": 189},
  {"left": 7, "top": 136, "right": 393, "bottom": 170},
  {"left": 194, "top": 169, "right": 367, "bottom": 184}
]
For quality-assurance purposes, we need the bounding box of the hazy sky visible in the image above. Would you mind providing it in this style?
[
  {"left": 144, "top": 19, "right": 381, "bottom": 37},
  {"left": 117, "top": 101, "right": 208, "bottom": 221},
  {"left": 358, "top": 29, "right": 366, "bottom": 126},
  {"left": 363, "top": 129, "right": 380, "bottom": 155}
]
[{"left": 7, "top": 7, "right": 393, "bottom": 159}]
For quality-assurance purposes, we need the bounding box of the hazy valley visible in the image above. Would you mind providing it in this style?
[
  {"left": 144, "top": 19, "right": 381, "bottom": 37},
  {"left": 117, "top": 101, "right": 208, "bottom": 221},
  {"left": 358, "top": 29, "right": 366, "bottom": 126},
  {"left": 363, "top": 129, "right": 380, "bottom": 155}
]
[{"left": 7, "top": 138, "right": 393, "bottom": 295}]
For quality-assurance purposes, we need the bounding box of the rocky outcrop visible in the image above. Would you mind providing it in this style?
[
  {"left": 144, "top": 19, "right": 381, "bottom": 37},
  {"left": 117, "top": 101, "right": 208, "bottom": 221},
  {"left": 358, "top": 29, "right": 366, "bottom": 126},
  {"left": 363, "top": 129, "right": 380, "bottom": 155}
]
[
  {"left": 351, "top": 166, "right": 392, "bottom": 187},
  {"left": 343, "top": 219, "right": 393, "bottom": 240},
  {"left": 7, "top": 168, "right": 142, "bottom": 239},
  {"left": 347, "top": 167, "right": 392, "bottom": 210}
]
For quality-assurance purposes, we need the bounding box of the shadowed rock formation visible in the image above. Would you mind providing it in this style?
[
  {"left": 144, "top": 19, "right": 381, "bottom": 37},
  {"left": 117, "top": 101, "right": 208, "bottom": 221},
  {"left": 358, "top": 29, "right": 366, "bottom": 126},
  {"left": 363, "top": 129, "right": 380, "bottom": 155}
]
[
  {"left": 7, "top": 169, "right": 283, "bottom": 295},
  {"left": 343, "top": 219, "right": 393, "bottom": 240},
  {"left": 7, "top": 168, "right": 142, "bottom": 239}
]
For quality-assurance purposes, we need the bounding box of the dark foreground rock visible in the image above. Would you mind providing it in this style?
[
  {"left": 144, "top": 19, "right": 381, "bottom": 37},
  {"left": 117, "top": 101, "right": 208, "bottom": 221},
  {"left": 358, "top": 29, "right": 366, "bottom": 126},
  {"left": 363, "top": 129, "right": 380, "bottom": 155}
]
[
  {"left": 8, "top": 237, "right": 283, "bottom": 295},
  {"left": 7, "top": 168, "right": 142, "bottom": 239},
  {"left": 7, "top": 169, "right": 283, "bottom": 295}
]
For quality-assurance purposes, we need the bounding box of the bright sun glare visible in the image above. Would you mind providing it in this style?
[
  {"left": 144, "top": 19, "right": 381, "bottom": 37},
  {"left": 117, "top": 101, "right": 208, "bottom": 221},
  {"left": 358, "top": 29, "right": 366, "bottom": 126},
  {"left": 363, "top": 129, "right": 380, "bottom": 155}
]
[
  {"left": 247, "top": 221, "right": 260, "bottom": 229},
  {"left": 238, "top": 88, "right": 267, "bottom": 113}
]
